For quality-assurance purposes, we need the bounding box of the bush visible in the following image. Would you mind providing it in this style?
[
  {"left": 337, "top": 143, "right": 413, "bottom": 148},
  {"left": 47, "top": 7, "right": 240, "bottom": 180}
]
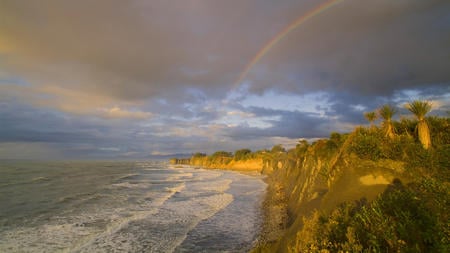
[
  {"left": 393, "top": 117, "right": 416, "bottom": 137},
  {"left": 209, "top": 151, "right": 233, "bottom": 164},
  {"left": 428, "top": 116, "right": 450, "bottom": 147},
  {"left": 291, "top": 179, "right": 449, "bottom": 252},
  {"left": 403, "top": 142, "right": 433, "bottom": 174},
  {"left": 192, "top": 152, "right": 206, "bottom": 158},
  {"left": 352, "top": 183, "right": 442, "bottom": 252},
  {"left": 379, "top": 135, "right": 415, "bottom": 160},
  {"left": 327, "top": 132, "right": 343, "bottom": 150},
  {"left": 271, "top": 144, "right": 286, "bottom": 153},
  {"left": 433, "top": 144, "right": 450, "bottom": 180},
  {"left": 349, "top": 129, "right": 383, "bottom": 160},
  {"left": 234, "top": 148, "right": 252, "bottom": 161}
]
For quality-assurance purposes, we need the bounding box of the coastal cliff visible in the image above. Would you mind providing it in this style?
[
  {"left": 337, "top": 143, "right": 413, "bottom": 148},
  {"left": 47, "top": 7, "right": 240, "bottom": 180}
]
[
  {"left": 170, "top": 154, "right": 264, "bottom": 172},
  {"left": 172, "top": 116, "right": 449, "bottom": 252},
  {"left": 256, "top": 123, "right": 448, "bottom": 252}
]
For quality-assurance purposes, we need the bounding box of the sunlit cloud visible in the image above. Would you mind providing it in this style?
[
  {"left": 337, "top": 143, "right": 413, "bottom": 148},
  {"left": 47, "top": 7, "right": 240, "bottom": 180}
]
[
  {"left": 1, "top": 83, "right": 152, "bottom": 120},
  {"left": 100, "top": 106, "right": 152, "bottom": 120}
]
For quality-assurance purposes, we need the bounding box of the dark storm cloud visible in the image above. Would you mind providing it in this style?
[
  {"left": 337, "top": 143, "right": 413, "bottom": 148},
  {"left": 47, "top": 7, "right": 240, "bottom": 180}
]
[
  {"left": 245, "top": 0, "right": 450, "bottom": 96},
  {"left": 1, "top": 1, "right": 448, "bottom": 100},
  {"left": 0, "top": 101, "right": 110, "bottom": 143},
  {"left": 3, "top": 0, "right": 446, "bottom": 102},
  {"left": 0, "top": 0, "right": 299, "bottom": 101},
  {"left": 0, "top": 0, "right": 449, "bottom": 158}
]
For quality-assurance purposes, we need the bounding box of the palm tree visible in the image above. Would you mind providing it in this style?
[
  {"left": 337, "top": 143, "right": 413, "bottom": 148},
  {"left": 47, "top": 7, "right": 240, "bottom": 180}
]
[
  {"left": 364, "top": 111, "right": 377, "bottom": 128},
  {"left": 405, "top": 100, "right": 432, "bottom": 149},
  {"left": 378, "top": 105, "right": 396, "bottom": 138}
]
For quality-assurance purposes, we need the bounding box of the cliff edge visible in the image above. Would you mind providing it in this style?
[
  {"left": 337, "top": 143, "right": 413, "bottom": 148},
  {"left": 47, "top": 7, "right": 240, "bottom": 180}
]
[{"left": 172, "top": 116, "right": 449, "bottom": 252}]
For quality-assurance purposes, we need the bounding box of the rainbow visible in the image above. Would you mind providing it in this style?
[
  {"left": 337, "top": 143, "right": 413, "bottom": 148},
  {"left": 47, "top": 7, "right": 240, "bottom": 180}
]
[{"left": 234, "top": 0, "right": 345, "bottom": 89}]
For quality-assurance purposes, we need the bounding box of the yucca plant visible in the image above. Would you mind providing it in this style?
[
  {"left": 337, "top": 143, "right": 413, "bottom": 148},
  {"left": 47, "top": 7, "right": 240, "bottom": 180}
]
[
  {"left": 364, "top": 111, "right": 377, "bottom": 128},
  {"left": 405, "top": 100, "right": 432, "bottom": 149},
  {"left": 378, "top": 105, "right": 397, "bottom": 138}
]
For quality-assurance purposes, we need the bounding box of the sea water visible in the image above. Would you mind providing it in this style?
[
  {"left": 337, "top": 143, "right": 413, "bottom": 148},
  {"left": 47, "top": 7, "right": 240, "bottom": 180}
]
[{"left": 0, "top": 160, "right": 266, "bottom": 252}]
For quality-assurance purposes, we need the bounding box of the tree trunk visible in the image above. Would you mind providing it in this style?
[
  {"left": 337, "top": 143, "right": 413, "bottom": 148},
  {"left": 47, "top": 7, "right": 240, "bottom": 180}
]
[
  {"left": 417, "top": 120, "right": 431, "bottom": 149},
  {"left": 384, "top": 121, "right": 395, "bottom": 139}
]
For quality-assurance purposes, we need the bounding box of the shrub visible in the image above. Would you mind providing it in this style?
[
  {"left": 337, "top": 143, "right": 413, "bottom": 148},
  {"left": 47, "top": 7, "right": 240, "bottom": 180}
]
[
  {"left": 234, "top": 148, "right": 252, "bottom": 161},
  {"left": 403, "top": 142, "right": 433, "bottom": 175},
  {"left": 271, "top": 144, "right": 286, "bottom": 153},
  {"left": 433, "top": 144, "right": 450, "bottom": 180},
  {"left": 349, "top": 129, "right": 383, "bottom": 160},
  {"left": 290, "top": 179, "right": 449, "bottom": 252},
  {"left": 393, "top": 117, "right": 416, "bottom": 136},
  {"left": 428, "top": 116, "right": 450, "bottom": 147},
  {"left": 209, "top": 151, "right": 233, "bottom": 164},
  {"left": 379, "top": 135, "right": 415, "bottom": 160},
  {"left": 327, "top": 132, "right": 343, "bottom": 150},
  {"left": 192, "top": 152, "right": 207, "bottom": 158}
]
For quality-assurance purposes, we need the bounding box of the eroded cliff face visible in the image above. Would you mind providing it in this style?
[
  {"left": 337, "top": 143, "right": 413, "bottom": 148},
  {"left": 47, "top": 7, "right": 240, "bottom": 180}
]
[
  {"left": 171, "top": 139, "right": 408, "bottom": 253},
  {"left": 171, "top": 156, "right": 264, "bottom": 172},
  {"left": 255, "top": 137, "right": 408, "bottom": 252}
]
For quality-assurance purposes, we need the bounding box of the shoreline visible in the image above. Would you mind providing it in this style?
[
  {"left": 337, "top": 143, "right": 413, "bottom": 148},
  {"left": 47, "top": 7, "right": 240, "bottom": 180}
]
[
  {"left": 252, "top": 177, "right": 288, "bottom": 251},
  {"left": 172, "top": 162, "right": 276, "bottom": 251},
  {"left": 173, "top": 162, "right": 284, "bottom": 252}
]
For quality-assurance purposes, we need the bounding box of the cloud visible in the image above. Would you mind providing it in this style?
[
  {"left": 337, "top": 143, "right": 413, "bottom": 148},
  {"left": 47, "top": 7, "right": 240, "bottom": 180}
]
[
  {"left": 101, "top": 106, "right": 152, "bottom": 120},
  {"left": 0, "top": 142, "right": 63, "bottom": 160},
  {"left": 0, "top": 84, "right": 152, "bottom": 119},
  {"left": 0, "top": 0, "right": 294, "bottom": 102},
  {"left": 1, "top": 1, "right": 448, "bottom": 106},
  {"left": 225, "top": 107, "right": 334, "bottom": 140},
  {"left": 0, "top": 0, "right": 449, "bottom": 159},
  {"left": 241, "top": 0, "right": 450, "bottom": 96}
]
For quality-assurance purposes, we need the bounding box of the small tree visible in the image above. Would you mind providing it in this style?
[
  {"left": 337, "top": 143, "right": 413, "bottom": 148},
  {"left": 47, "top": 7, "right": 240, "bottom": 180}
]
[
  {"left": 234, "top": 148, "right": 252, "bottom": 160},
  {"left": 364, "top": 111, "right": 377, "bottom": 128},
  {"left": 378, "top": 105, "right": 397, "bottom": 138},
  {"left": 296, "top": 140, "right": 309, "bottom": 156},
  {"left": 271, "top": 144, "right": 286, "bottom": 153},
  {"left": 210, "top": 151, "right": 233, "bottom": 164},
  {"left": 211, "top": 151, "right": 232, "bottom": 158},
  {"left": 405, "top": 100, "right": 432, "bottom": 149},
  {"left": 192, "top": 152, "right": 207, "bottom": 158}
]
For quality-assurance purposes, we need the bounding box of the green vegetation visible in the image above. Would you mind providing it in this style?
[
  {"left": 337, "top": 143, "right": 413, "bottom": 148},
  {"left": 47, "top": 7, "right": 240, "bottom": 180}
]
[
  {"left": 290, "top": 177, "right": 449, "bottom": 252},
  {"left": 209, "top": 150, "right": 233, "bottom": 164},
  {"left": 378, "top": 104, "right": 397, "bottom": 138},
  {"left": 234, "top": 148, "right": 252, "bottom": 161},
  {"left": 291, "top": 178, "right": 450, "bottom": 252},
  {"left": 271, "top": 144, "right": 286, "bottom": 153},
  {"left": 363, "top": 111, "right": 377, "bottom": 127},
  {"left": 192, "top": 152, "right": 207, "bottom": 157}
]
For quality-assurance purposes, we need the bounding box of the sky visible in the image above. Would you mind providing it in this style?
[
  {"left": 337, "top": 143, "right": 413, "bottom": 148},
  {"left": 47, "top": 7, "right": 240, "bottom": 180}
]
[{"left": 1, "top": 0, "right": 449, "bottom": 159}]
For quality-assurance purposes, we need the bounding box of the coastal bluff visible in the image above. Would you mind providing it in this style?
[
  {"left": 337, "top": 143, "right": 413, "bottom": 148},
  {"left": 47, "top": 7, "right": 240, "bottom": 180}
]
[
  {"left": 171, "top": 137, "right": 408, "bottom": 251},
  {"left": 170, "top": 156, "right": 264, "bottom": 171},
  {"left": 170, "top": 119, "right": 449, "bottom": 252}
]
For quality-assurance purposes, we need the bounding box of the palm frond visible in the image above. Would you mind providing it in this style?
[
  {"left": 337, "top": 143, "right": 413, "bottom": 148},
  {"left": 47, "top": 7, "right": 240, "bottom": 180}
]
[
  {"left": 364, "top": 111, "right": 377, "bottom": 123},
  {"left": 405, "top": 100, "right": 432, "bottom": 121},
  {"left": 378, "top": 105, "right": 396, "bottom": 121}
]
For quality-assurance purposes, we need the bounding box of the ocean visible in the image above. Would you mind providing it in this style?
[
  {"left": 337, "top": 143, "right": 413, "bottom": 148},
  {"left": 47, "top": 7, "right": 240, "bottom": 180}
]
[{"left": 0, "top": 160, "right": 266, "bottom": 252}]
